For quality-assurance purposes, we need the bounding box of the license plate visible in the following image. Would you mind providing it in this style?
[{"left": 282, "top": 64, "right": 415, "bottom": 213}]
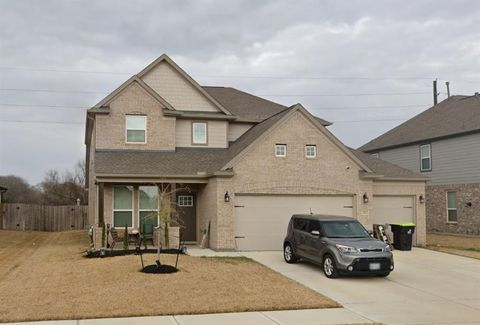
[{"left": 369, "top": 263, "right": 381, "bottom": 270}]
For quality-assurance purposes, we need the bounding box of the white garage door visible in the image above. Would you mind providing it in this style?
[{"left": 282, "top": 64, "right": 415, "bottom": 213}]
[
  {"left": 234, "top": 195, "right": 354, "bottom": 251},
  {"left": 372, "top": 196, "right": 416, "bottom": 244}
]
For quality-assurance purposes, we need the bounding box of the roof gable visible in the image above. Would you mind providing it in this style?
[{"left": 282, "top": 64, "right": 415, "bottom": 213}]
[
  {"left": 359, "top": 95, "right": 480, "bottom": 152},
  {"left": 138, "top": 54, "right": 231, "bottom": 115},
  {"left": 91, "top": 76, "right": 174, "bottom": 110},
  {"left": 222, "top": 104, "right": 371, "bottom": 172}
]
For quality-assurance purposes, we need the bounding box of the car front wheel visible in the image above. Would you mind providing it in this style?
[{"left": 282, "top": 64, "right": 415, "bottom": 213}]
[
  {"left": 284, "top": 243, "right": 297, "bottom": 264},
  {"left": 323, "top": 255, "right": 339, "bottom": 278}
]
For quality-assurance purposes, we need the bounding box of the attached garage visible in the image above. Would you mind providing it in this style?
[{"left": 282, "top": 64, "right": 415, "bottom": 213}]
[
  {"left": 234, "top": 194, "right": 354, "bottom": 251},
  {"left": 372, "top": 195, "right": 416, "bottom": 243}
]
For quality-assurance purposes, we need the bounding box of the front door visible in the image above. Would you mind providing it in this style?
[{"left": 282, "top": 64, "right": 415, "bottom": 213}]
[{"left": 177, "top": 194, "right": 196, "bottom": 242}]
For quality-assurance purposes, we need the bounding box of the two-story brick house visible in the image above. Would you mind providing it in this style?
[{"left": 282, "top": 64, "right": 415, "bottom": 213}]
[
  {"left": 85, "top": 54, "right": 427, "bottom": 250},
  {"left": 359, "top": 95, "right": 480, "bottom": 235}
]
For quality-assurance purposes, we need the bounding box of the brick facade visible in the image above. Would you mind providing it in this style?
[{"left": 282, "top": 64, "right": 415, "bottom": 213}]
[{"left": 426, "top": 183, "right": 480, "bottom": 235}]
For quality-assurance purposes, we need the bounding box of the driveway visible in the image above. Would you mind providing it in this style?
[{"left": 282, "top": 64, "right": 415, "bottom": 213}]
[{"left": 243, "top": 248, "right": 480, "bottom": 325}]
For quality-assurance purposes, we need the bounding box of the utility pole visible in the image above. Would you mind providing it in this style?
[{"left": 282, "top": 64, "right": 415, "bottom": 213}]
[
  {"left": 446, "top": 81, "right": 450, "bottom": 98},
  {"left": 433, "top": 79, "right": 438, "bottom": 105}
]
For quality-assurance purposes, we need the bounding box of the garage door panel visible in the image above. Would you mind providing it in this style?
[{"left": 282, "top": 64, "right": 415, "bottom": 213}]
[{"left": 234, "top": 195, "right": 353, "bottom": 251}]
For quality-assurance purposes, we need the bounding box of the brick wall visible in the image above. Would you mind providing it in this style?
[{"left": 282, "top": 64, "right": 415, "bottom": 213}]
[
  {"left": 426, "top": 183, "right": 480, "bottom": 235},
  {"left": 95, "top": 81, "right": 176, "bottom": 151}
]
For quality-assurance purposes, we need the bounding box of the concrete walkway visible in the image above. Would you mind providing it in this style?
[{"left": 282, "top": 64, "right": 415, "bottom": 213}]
[{"left": 7, "top": 308, "right": 372, "bottom": 325}]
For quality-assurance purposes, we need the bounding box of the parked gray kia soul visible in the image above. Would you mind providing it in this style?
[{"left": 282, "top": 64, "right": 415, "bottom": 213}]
[{"left": 283, "top": 214, "right": 394, "bottom": 278}]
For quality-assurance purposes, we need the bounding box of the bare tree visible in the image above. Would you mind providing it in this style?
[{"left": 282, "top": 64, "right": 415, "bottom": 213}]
[{"left": 0, "top": 175, "right": 42, "bottom": 204}]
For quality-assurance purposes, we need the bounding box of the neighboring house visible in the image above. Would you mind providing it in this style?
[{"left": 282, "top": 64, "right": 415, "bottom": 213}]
[
  {"left": 359, "top": 95, "right": 480, "bottom": 235},
  {"left": 85, "top": 54, "right": 427, "bottom": 251}
]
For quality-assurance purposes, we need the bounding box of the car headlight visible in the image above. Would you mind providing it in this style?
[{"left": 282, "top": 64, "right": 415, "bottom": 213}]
[
  {"left": 384, "top": 245, "right": 392, "bottom": 252},
  {"left": 335, "top": 244, "right": 359, "bottom": 254}
]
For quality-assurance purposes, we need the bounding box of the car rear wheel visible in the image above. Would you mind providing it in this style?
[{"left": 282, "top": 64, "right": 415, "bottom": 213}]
[
  {"left": 284, "top": 243, "right": 297, "bottom": 264},
  {"left": 323, "top": 255, "right": 339, "bottom": 278},
  {"left": 376, "top": 272, "right": 390, "bottom": 277}
]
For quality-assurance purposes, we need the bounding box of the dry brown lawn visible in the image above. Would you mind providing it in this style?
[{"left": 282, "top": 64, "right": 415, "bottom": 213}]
[
  {"left": 427, "top": 232, "right": 480, "bottom": 260},
  {"left": 0, "top": 230, "right": 338, "bottom": 323}
]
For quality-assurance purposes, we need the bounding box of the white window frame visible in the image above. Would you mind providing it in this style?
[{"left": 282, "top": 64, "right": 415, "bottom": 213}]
[
  {"left": 112, "top": 185, "right": 134, "bottom": 229},
  {"left": 192, "top": 122, "right": 208, "bottom": 145},
  {"left": 420, "top": 144, "right": 431, "bottom": 172},
  {"left": 275, "top": 144, "right": 287, "bottom": 157},
  {"left": 125, "top": 115, "right": 147, "bottom": 144},
  {"left": 178, "top": 195, "right": 193, "bottom": 207},
  {"left": 305, "top": 145, "right": 317, "bottom": 158},
  {"left": 446, "top": 191, "right": 458, "bottom": 223},
  {"left": 138, "top": 186, "right": 160, "bottom": 227},
  {"left": 371, "top": 153, "right": 379, "bottom": 158}
]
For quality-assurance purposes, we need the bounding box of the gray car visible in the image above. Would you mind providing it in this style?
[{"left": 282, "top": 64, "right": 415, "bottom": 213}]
[{"left": 283, "top": 214, "right": 394, "bottom": 278}]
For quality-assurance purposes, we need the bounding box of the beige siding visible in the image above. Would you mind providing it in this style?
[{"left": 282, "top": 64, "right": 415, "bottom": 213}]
[
  {"left": 95, "top": 82, "right": 176, "bottom": 151},
  {"left": 141, "top": 61, "right": 219, "bottom": 112},
  {"left": 227, "top": 123, "right": 254, "bottom": 142},
  {"left": 176, "top": 119, "right": 228, "bottom": 148},
  {"left": 377, "top": 133, "right": 480, "bottom": 185}
]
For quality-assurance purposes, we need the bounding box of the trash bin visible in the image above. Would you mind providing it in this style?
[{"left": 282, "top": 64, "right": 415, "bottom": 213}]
[{"left": 389, "top": 222, "right": 415, "bottom": 251}]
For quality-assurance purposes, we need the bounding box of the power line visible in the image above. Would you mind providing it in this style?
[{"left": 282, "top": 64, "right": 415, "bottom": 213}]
[
  {"left": 0, "top": 87, "right": 432, "bottom": 97},
  {"left": 0, "top": 117, "right": 408, "bottom": 125},
  {"left": 259, "top": 92, "right": 432, "bottom": 97},
  {"left": 0, "top": 103, "right": 88, "bottom": 109},
  {"left": 0, "top": 88, "right": 105, "bottom": 94},
  {"left": 0, "top": 66, "right": 132, "bottom": 75},
  {"left": 0, "top": 103, "right": 430, "bottom": 111}
]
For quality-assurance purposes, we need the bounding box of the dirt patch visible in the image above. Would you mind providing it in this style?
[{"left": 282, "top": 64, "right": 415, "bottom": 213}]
[
  {"left": 0, "top": 230, "right": 338, "bottom": 323},
  {"left": 426, "top": 233, "right": 480, "bottom": 260}
]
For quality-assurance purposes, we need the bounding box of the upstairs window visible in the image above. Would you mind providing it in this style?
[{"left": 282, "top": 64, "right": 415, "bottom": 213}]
[
  {"left": 305, "top": 145, "right": 317, "bottom": 158},
  {"left": 447, "top": 191, "right": 457, "bottom": 223},
  {"left": 275, "top": 144, "right": 287, "bottom": 157},
  {"left": 126, "top": 115, "right": 146, "bottom": 143},
  {"left": 420, "top": 144, "right": 431, "bottom": 171},
  {"left": 371, "top": 153, "right": 379, "bottom": 158},
  {"left": 192, "top": 122, "right": 207, "bottom": 145}
]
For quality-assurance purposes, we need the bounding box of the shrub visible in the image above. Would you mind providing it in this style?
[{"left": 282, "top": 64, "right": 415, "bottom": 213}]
[{"left": 123, "top": 224, "right": 129, "bottom": 250}]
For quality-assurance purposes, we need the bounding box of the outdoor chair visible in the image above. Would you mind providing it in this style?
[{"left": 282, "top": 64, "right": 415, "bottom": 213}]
[{"left": 109, "top": 228, "right": 123, "bottom": 250}]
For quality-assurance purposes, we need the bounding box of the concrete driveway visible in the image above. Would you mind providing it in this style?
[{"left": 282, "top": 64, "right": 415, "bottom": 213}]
[{"left": 243, "top": 248, "right": 480, "bottom": 325}]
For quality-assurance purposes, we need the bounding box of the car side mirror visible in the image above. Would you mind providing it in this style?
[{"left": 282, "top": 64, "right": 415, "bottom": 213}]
[{"left": 311, "top": 230, "right": 320, "bottom": 237}]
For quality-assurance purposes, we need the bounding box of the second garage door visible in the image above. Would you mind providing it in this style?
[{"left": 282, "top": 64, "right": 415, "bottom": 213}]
[
  {"left": 372, "top": 195, "right": 416, "bottom": 244},
  {"left": 234, "top": 195, "right": 354, "bottom": 251}
]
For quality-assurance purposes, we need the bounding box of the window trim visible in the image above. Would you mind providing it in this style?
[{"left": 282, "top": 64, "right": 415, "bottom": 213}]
[
  {"left": 178, "top": 195, "right": 194, "bottom": 207},
  {"left": 112, "top": 185, "right": 134, "bottom": 229},
  {"left": 191, "top": 121, "right": 208, "bottom": 145},
  {"left": 275, "top": 144, "right": 287, "bottom": 157},
  {"left": 370, "top": 153, "right": 379, "bottom": 158},
  {"left": 305, "top": 145, "right": 317, "bottom": 158},
  {"left": 138, "top": 186, "right": 160, "bottom": 228},
  {"left": 446, "top": 191, "right": 458, "bottom": 223},
  {"left": 125, "top": 115, "right": 147, "bottom": 144},
  {"left": 419, "top": 144, "right": 432, "bottom": 172}
]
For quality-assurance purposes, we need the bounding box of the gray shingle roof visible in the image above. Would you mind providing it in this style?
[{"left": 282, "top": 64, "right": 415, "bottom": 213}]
[
  {"left": 95, "top": 106, "right": 425, "bottom": 181},
  {"left": 203, "top": 86, "right": 331, "bottom": 126},
  {"left": 349, "top": 149, "right": 427, "bottom": 180},
  {"left": 359, "top": 95, "right": 480, "bottom": 152}
]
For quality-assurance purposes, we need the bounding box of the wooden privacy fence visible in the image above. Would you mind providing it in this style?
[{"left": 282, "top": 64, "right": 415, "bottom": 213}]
[{"left": 0, "top": 203, "right": 88, "bottom": 231}]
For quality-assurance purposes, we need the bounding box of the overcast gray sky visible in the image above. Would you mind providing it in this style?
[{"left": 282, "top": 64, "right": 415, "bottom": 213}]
[{"left": 1, "top": 0, "right": 480, "bottom": 184}]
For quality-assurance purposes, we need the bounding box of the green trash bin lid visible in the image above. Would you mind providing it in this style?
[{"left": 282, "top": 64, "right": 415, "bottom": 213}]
[{"left": 389, "top": 222, "right": 416, "bottom": 227}]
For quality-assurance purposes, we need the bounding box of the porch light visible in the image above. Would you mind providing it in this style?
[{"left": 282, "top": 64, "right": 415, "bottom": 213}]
[
  {"left": 419, "top": 195, "right": 425, "bottom": 204},
  {"left": 224, "top": 191, "right": 230, "bottom": 202},
  {"left": 362, "top": 193, "right": 369, "bottom": 204}
]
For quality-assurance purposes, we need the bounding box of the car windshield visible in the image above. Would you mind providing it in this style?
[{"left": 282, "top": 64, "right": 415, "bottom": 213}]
[{"left": 321, "top": 220, "right": 370, "bottom": 238}]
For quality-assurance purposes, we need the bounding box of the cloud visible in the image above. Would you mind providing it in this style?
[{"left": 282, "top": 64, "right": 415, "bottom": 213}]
[{"left": 1, "top": 0, "right": 480, "bottom": 183}]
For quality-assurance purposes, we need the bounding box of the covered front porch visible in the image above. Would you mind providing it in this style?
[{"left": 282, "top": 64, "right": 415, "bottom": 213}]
[{"left": 93, "top": 176, "right": 209, "bottom": 250}]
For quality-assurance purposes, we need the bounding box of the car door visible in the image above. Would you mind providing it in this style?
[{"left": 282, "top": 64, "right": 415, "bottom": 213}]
[
  {"left": 305, "top": 220, "right": 328, "bottom": 263},
  {"left": 292, "top": 218, "right": 309, "bottom": 257}
]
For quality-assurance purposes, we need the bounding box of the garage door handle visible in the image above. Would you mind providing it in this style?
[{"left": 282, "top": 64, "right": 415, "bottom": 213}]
[
  {"left": 234, "top": 205, "right": 245, "bottom": 208},
  {"left": 344, "top": 205, "right": 353, "bottom": 208},
  {"left": 403, "top": 206, "right": 413, "bottom": 208},
  {"left": 235, "top": 236, "right": 245, "bottom": 239}
]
